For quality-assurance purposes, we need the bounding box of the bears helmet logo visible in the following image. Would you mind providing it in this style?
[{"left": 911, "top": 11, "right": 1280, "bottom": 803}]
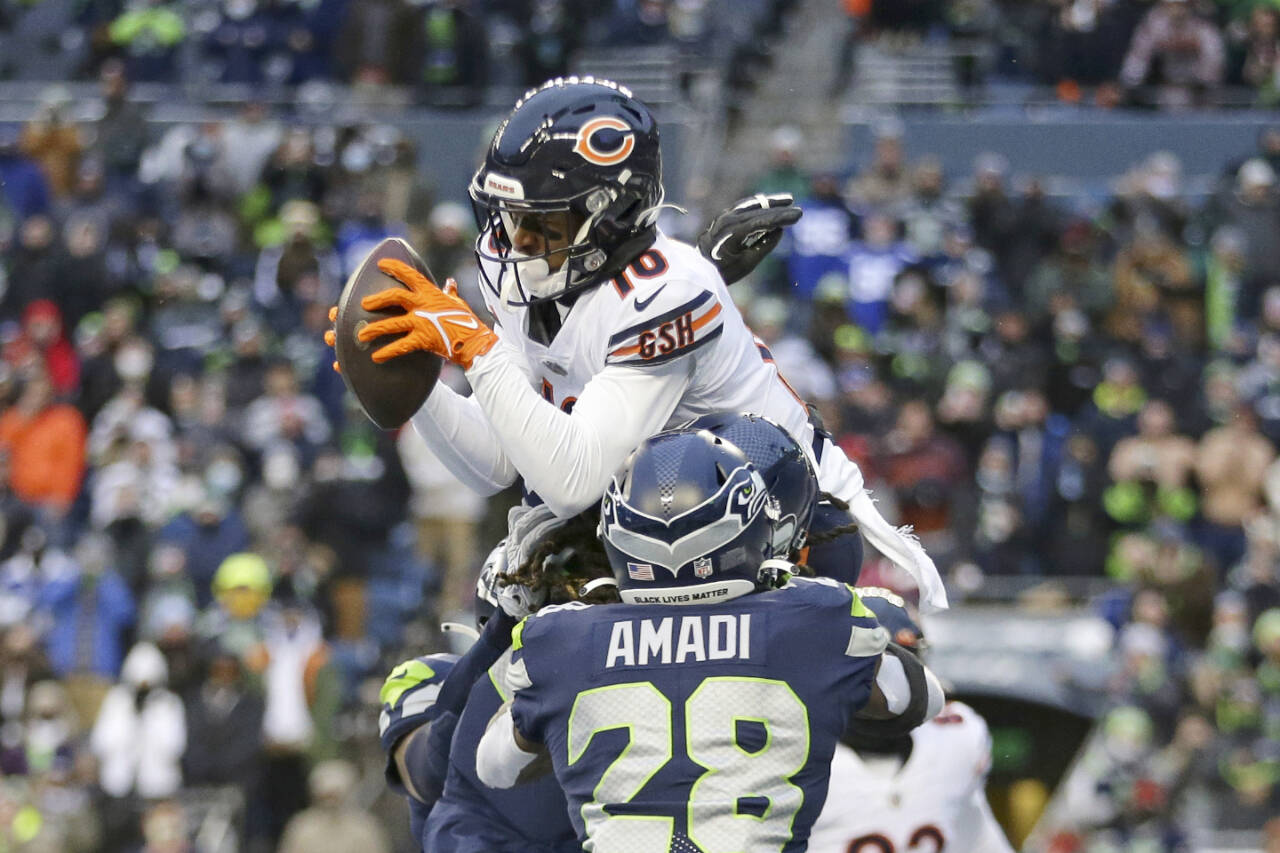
[{"left": 572, "top": 117, "right": 635, "bottom": 166}]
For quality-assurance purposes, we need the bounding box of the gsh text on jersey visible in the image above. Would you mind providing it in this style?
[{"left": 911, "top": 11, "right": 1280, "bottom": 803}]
[{"left": 638, "top": 312, "right": 694, "bottom": 359}]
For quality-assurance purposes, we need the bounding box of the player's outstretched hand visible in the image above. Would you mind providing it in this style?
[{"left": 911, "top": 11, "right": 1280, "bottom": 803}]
[
  {"left": 357, "top": 259, "right": 499, "bottom": 369},
  {"left": 697, "top": 193, "right": 803, "bottom": 286},
  {"left": 492, "top": 505, "right": 570, "bottom": 619}
]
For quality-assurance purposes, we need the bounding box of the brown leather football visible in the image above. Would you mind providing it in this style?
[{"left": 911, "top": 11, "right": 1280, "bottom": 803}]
[{"left": 334, "top": 238, "right": 442, "bottom": 429}]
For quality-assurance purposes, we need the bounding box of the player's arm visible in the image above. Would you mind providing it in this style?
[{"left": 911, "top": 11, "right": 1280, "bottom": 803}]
[
  {"left": 466, "top": 350, "right": 695, "bottom": 517},
  {"left": 856, "top": 643, "right": 945, "bottom": 728},
  {"left": 476, "top": 701, "right": 551, "bottom": 789},
  {"left": 351, "top": 259, "right": 711, "bottom": 518},
  {"left": 410, "top": 382, "right": 519, "bottom": 495}
]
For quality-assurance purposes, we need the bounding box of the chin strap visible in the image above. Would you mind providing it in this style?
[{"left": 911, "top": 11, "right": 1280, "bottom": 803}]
[{"left": 758, "top": 558, "right": 797, "bottom": 588}]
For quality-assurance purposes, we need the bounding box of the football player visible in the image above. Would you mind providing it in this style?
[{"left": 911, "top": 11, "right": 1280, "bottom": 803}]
[
  {"left": 807, "top": 590, "right": 1016, "bottom": 853},
  {"left": 332, "top": 76, "right": 947, "bottom": 615},
  {"left": 475, "top": 426, "right": 946, "bottom": 852},
  {"left": 384, "top": 414, "right": 848, "bottom": 852}
]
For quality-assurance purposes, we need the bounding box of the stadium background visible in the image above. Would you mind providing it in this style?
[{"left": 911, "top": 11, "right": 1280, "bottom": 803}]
[{"left": 0, "top": 0, "right": 1277, "bottom": 851}]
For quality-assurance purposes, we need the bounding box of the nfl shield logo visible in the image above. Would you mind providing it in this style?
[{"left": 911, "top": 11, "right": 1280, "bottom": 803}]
[
  {"left": 627, "top": 562, "right": 655, "bottom": 581},
  {"left": 693, "top": 556, "right": 713, "bottom": 579}
]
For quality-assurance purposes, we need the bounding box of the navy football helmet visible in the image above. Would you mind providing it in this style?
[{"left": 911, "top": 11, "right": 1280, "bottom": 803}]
[
  {"left": 469, "top": 77, "right": 663, "bottom": 306},
  {"left": 599, "top": 428, "right": 787, "bottom": 604},
  {"left": 684, "top": 413, "right": 819, "bottom": 559}
]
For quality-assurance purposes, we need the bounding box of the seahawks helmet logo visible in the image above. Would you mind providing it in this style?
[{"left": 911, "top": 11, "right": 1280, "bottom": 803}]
[{"left": 572, "top": 117, "right": 635, "bottom": 166}]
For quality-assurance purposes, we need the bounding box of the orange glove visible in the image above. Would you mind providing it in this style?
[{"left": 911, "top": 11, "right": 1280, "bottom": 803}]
[{"left": 357, "top": 259, "right": 499, "bottom": 369}]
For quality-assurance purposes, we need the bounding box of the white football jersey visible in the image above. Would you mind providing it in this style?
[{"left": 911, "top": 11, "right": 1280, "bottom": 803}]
[
  {"left": 807, "top": 702, "right": 1014, "bottom": 853},
  {"left": 478, "top": 227, "right": 816, "bottom": 457}
]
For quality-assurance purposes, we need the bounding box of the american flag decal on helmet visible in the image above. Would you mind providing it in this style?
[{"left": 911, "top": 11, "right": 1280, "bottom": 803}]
[{"left": 627, "top": 562, "right": 655, "bottom": 581}]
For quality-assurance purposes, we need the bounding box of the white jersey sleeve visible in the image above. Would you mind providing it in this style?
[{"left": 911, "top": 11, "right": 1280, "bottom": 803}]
[
  {"left": 464, "top": 334, "right": 694, "bottom": 518},
  {"left": 410, "top": 379, "right": 519, "bottom": 495}
]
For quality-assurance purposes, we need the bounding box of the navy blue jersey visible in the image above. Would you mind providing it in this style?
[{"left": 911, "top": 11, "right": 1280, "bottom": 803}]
[
  {"left": 505, "top": 577, "right": 888, "bottom": 853},
  {"left": 425, "top": 661, "right": 582, "bottom": 853}
]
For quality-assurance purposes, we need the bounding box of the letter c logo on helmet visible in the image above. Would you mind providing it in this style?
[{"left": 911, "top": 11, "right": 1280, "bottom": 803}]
[{"left": 572, "top": 117, "right": 635, "bottom": 166}]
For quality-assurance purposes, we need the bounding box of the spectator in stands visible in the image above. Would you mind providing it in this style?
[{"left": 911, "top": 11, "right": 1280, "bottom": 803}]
[
  {"left": 1108, "top": 222, "right": 1196, "bottom": 347},
  {"left": 788, "top": 174, "right": 856, "bottom": 305},
  {"left": 898, "top": 156, "right": 965, "bottom": 261},
  {"left": 1108, "top": 399, "right": 1197, "bottom": 518},
  {"left": 336, "top": 0, "right": 417, "bottom": 85},
  {"left": 754, "top": 126, "right": 811, "bottom": 202},
  {"left": 5, "top": 300, "right": 80, "bottom": 397},
  {"left": 1220, "top": 159, "right": 1280, "bottom": 293},
  {"left": 262, "top": 129, "right": 327, "bottom": 208},
  {"left": 881, "top": 399, "right": 968, "bottom": 560},
  {"left": 845, "top": 120, "right": 911, "bottom": 211},
  {"left": 1025, "top": 220, "right": 1113, "bottom": 325},
  {"left": 1120, "top": 0, "right": 1226, "bottom": 108},
  {"left": 1195, "top": 403, "right": 1275, "bottom": 571},
  {"left": 965, "top": 153, "right": 1020, "bottom": 286},
  {"left": 137, "top": 799, "right": 191, "bottom": 853},
  {"left": 91, "top": 641, "right": 185, "bottom": 849},
  {"left": 411, "top": 0, "right": 489, "bottom": 106},
  {"left": 844, "top": 212, "right": 918, "bottom": 334},
  {"left": 397, "top": 422, "right": 484, "bottom": 621},
  {"left": 107, "top": 1, "right": 187, "bottom": 83},
  {"left": 278, "top": 759, "right": 390, "bottom": 853},
  {"left": 0, "top": 365, "right": 88, "bottom": 538},
  {"left": 0, "top": 128, "right": 51, "bottom": 222},
  {"left": 158, "top": 499, "right": 250, "bottom": 611},
  {"left": 0, "top": 526, "right": 71, "bottom": 636},
  {"left": 241, "top": 360, "right": 332, "bottom": 462},
  {"left": 181, "top": 645, "right": 264, "bottom": 792},
  {"left": 93, "top": 61, "right": 149, "bottom": 187},
  {"left": 3, "top": 216, "right": 61, "bottom": 323},
  {"left": 39, "top": 534, "right": 136, "bottom": 684},
  {"left": 0, "top": 625, "right": 52, "bottom": 739},
  {"left": 750, "top": 297, "right": 838, "bottom": 405},
  {"left": 20, "top": 89, "right": 82, "bottom": 199},
  {"left": 76, "top": 296, "right": 142, "bottom": 424},
  {"left": 197, "top": 552, "right": 272, "bottom": 669},
  {"left": 1204, "top": 226, "right": 1250, "bottom": 352},
  {"left": 259, "top": 592, "right": 341, "bottom": 845}
]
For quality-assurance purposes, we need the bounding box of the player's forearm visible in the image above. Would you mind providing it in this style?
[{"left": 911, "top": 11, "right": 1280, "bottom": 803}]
[
  {"left": 476, "top": 707, "right": 544, "bottom": 789},
  {"left": 466, "top": 348, "right": 689, "bottom": 517},
  {"left": 411, "top": 382, "right": 519, "bottom": 494}
]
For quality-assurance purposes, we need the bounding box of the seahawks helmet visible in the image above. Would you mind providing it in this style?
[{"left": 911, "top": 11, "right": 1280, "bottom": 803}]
[
  {"left": 469, "top": 77, "right": 663, "bottom": 306},
  {"left": 600, "top": 428, "right": 787, "bottom": 604},
  {"left": 684, "top": 413, "right": 819, "bottom": 558}
]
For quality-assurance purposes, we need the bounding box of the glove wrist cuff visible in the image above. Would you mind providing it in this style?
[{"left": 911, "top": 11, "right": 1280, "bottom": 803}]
[{"left": 458, "top": 329, "right": 500, "bottom": 370}]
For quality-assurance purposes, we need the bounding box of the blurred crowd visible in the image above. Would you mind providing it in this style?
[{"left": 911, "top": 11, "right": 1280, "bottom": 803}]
[
  {"left": 0, "top": 0, "right": 794, "bottom": 106},
  {"left": 0, "top": 62, "right": 503, "bottom": 852},
  {"left": 738, "top": 117, "right": 1280, "bottom": 845},
  {"left": 837, "top": 0, "right": 1280, "bottom": 108}
]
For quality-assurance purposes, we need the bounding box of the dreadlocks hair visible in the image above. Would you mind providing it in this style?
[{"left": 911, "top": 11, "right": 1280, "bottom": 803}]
[
  {"left": 502, "top": 506, "right": 620, "bottom": 606},
  {"left": 804, "top": 492, "right": 861, "bottom": 547}
]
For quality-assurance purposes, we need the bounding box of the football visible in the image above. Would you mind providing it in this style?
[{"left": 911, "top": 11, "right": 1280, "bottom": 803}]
[{"left": 334, "top": 237, "right": 442, "bottom": 429}]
